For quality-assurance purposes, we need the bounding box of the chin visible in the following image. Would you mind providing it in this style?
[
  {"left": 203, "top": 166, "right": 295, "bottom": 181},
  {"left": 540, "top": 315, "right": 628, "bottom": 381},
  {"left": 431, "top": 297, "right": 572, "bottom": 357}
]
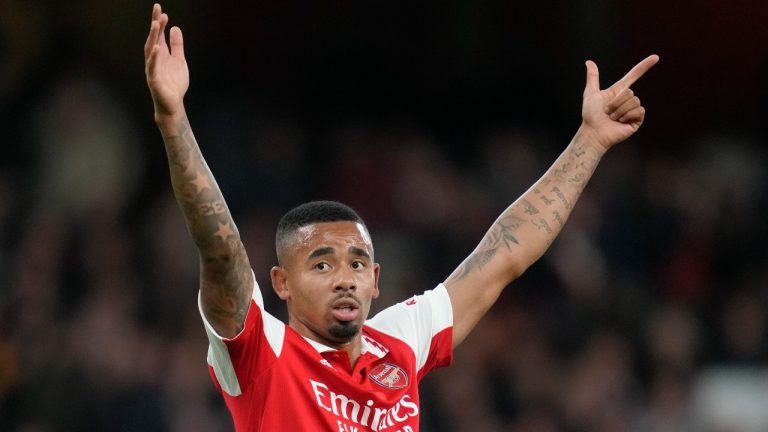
[{"left": 329, "top": 322, "right": 360, "bottom": 339}]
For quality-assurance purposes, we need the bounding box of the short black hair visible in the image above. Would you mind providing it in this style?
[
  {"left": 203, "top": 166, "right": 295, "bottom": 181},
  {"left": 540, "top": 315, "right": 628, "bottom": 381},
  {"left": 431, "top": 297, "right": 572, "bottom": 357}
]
[{"left": 275, "top": 201, "right": 367, "bottom": 264}]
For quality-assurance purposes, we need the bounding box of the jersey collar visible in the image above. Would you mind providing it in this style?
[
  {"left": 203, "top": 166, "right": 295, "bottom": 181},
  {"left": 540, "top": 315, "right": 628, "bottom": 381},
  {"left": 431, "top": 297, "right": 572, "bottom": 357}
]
[{"left": 302, "top": 331, "right": 389, "bottom": 359}]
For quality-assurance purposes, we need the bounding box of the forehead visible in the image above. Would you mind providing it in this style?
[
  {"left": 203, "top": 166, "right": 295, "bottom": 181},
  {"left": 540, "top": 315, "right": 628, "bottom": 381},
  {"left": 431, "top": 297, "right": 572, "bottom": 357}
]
[{"left": 291, "top": 221, "right": 373, "bottom": 254}]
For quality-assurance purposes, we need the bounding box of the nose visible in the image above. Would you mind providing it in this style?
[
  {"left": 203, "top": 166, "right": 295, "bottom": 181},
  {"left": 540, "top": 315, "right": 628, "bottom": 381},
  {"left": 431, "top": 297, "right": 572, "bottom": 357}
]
[
  {"left": 335, "top": 281, "right": 356, "bottom": 292},
  {"left": 334, "top": 271, "right": 356, "bottom": 292}
]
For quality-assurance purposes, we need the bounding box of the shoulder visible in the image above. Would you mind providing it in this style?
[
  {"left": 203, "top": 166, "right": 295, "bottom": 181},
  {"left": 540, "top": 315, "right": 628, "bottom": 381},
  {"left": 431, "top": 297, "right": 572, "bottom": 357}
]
[{"left": 366, "top": 284, "right": 453, "bottom": 331}]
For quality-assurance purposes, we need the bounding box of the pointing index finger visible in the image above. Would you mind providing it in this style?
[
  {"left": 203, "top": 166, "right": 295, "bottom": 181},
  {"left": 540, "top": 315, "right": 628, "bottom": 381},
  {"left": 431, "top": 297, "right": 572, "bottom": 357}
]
[{"left": 609, "top": 54, "right": 660, "bottom": 93}]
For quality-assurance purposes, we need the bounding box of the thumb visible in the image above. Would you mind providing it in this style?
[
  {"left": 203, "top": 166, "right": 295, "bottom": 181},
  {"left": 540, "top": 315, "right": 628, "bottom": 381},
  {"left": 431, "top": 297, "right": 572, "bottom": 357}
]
[{"left": 583, "top": 60, "right": 600, "bottom": 96}]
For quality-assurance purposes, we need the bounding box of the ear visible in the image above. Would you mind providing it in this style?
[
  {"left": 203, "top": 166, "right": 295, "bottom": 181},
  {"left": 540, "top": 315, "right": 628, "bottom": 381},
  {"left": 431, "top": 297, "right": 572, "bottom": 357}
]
[
  {"left": 372, "top": 263, "right": 381, "bottom": 299},
  {"left": 270, "top": 266, "right": 290, "bottom": 301}
]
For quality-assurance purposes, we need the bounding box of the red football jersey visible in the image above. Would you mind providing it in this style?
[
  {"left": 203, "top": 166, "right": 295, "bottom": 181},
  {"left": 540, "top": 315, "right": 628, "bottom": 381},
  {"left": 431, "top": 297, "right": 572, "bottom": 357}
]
[{"left": 199, "top": 277, "right": 453, "bottom": 431}]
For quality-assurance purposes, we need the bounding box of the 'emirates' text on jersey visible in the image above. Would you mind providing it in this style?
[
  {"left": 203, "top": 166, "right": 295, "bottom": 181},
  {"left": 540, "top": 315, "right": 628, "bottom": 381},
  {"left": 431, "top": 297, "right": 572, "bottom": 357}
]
[{"left": 199, "top": 276, "right": 453, "bottom": 431}]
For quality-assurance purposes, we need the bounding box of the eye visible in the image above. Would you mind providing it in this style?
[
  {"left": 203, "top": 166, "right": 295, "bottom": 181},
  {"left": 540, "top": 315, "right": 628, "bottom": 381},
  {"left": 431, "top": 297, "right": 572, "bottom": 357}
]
[
  {"left": 351, "top": 260, "right": 366, "bottom": 270},
  {"left": 315, "top": 262, "right": 330, "bottom": 271}
]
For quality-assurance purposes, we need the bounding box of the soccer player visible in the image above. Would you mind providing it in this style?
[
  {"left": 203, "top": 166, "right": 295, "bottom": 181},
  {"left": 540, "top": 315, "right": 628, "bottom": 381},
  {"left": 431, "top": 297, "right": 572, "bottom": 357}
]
[{"left": 144, "top": 3, "right": 658, "bottom": 431}]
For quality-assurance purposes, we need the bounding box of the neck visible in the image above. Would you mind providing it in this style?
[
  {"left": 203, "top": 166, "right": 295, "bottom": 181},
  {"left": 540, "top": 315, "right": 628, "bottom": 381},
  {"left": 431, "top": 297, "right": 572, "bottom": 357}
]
[{"left": 290, "top": 320, "right": 364, "bottom": 367}]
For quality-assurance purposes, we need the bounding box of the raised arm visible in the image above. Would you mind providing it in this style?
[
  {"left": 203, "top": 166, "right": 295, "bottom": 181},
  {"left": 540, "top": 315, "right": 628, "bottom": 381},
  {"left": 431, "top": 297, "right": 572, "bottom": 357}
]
[
  {"left": 144, "top": 4, "right": 253, "bottom": 338},
  {"left": 445, "top": 55, "right": 659, "bottom": 348}
]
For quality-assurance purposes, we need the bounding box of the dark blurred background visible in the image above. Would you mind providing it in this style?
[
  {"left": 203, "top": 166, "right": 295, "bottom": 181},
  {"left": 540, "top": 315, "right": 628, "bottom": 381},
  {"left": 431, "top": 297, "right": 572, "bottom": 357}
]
[{"left": 2, "top": 1, "right": 768, "bottom": 431}]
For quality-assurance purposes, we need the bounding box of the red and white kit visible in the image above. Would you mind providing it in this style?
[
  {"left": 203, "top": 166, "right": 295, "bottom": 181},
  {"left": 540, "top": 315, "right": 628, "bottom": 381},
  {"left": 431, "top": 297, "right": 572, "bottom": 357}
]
[{"left": 199, "top": 277, "right": 453, "bottom": 432}]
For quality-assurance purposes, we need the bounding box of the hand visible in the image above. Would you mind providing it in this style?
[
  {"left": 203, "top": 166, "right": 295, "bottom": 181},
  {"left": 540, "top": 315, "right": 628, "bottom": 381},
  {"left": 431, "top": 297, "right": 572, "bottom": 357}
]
[
  {"left": 144, "top": 3, "right": 189, "bottom": 120},
  {"left": 580, "top": 54, "right": 659, "bottom": 150}
]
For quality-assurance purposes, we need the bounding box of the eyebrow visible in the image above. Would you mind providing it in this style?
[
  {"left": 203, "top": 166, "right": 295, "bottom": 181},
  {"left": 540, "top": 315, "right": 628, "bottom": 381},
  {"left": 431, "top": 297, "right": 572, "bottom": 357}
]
[
  {"left": 349, "top": 246, "right": 371, "bottom": 259},
  {"left": 306, "top": 246, "right": 371, "bottom": 262},
  {"left": 307, "top": 247, "right": 335, "bottom": 261}
]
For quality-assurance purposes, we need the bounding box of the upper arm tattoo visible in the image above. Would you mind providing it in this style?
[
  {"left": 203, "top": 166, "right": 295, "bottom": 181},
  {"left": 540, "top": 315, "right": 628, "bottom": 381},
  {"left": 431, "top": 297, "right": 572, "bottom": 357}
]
[
  {"left": 447, "top": 138, "right": 602, "bottom": 283},
  {"left": 448, "top": 214, "right": 525, "bottom": 283}
]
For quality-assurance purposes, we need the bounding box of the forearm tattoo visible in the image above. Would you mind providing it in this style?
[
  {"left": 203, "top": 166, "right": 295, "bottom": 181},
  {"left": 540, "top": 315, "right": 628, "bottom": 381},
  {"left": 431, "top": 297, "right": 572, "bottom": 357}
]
[
  {"left": 448, "top": 137, "right": 602, "bottom": 282},
  {"left": 164, "top": 116, "right": 251, "bottom": 332}
]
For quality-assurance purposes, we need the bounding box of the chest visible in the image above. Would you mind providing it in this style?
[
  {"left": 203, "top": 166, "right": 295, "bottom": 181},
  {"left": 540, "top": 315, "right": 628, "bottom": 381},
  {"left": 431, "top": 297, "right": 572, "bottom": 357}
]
[{"left": 261, "top": 334, "right": 420, "bottom": 429}]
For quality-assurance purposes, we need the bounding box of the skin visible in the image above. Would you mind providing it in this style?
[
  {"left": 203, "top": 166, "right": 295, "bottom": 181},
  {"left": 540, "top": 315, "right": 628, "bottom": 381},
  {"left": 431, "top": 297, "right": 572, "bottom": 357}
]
[{"left": 145, "top": 3, "right": 658, "bottom": 366}]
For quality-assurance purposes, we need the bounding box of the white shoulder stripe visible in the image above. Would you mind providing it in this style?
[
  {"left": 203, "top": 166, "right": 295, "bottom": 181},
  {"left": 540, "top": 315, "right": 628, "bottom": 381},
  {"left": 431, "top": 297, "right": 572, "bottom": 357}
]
[
  {"left": 249, "top": 272, "right": 286, "bottom": 358},
  {"left": 262, "top": 308, "right": 286, "bottom": 358}
]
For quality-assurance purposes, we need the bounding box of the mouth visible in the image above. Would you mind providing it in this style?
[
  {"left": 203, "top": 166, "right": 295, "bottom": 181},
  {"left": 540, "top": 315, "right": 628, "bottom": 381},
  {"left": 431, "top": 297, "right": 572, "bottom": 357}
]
[{"left": 331, "top": 298, "right": 360, "bottom": 322}]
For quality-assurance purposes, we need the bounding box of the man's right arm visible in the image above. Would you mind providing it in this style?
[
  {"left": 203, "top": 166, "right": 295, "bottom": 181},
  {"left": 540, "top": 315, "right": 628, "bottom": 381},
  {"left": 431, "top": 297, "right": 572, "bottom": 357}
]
[{"left": 145, "top": 4, "right": 253, "bottom": 338}]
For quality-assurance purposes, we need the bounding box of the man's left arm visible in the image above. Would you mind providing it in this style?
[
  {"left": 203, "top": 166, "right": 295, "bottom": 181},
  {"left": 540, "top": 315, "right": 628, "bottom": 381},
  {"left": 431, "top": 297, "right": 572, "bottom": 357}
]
[{"left": 445, "top": 55, "right": 659, "bottom": 348}]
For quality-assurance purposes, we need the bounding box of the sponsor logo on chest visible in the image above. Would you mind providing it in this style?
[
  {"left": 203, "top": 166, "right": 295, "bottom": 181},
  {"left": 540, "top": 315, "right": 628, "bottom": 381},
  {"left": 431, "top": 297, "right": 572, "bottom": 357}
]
[{"left": 311, "top": 379, "right": 419, "bottom": 431}]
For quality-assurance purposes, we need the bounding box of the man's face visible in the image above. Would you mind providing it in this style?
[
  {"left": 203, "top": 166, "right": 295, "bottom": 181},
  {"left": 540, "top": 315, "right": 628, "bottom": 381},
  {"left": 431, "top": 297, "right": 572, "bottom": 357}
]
[{"left": 271, "top": 221, "right": 380, "bottom": 347}]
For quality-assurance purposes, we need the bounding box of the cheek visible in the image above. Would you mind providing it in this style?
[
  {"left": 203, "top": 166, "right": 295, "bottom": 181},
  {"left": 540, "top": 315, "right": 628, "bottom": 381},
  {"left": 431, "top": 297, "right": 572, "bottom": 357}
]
[
  {"left": 292, "top": 274, "right": 331, "bottom": 304},
  {"left": 298, "top": 271, "right": 331, "bottom": 289},
  {"left": 363, "top": 270, "right": 379, "bottom": 290}
]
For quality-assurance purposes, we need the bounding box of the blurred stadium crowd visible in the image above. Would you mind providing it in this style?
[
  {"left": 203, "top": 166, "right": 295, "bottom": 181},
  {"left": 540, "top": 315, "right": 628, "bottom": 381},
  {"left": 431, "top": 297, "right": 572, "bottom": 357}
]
[{"left": 1, "top": 1, "right": 768, "bottom": 431}]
